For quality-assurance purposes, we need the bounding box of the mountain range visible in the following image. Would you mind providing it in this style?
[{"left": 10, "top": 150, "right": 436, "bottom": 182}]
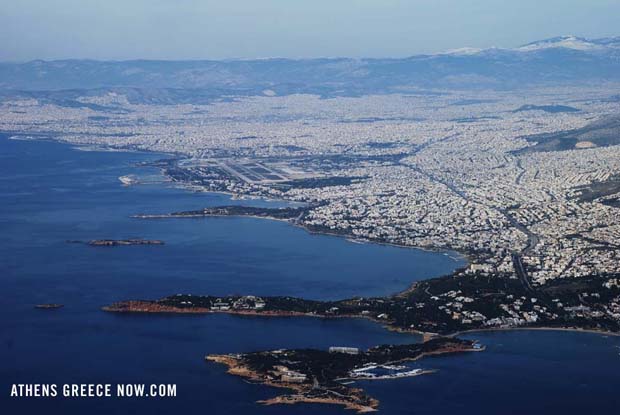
[{"left": 1, "top": 35, "right": 619, "bottom": 104}]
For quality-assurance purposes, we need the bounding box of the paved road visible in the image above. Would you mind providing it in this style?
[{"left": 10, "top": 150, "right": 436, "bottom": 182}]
[
  {"left": 403, "top": 139, "right": 541, "bottom": 292},
  {"left": 512, "top": 253, "right": 534, "bottom": 292}
]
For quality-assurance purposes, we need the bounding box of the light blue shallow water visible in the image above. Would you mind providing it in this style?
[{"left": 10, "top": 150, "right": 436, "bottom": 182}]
[{"left": 1, "top": 134, "right": 618, "bottom": 415}]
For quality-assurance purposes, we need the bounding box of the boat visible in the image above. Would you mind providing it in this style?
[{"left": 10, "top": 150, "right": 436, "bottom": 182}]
[
  {"left": 35, "top": 304, "right": 64, "bottom": 309},
  {"left": 119, "top": 175, "right": 138, "bottom": 185}
]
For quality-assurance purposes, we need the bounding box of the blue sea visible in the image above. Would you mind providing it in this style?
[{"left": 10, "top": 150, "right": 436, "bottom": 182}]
[{"left": 1, "top": 134, "right": 619, "bottom": 415}]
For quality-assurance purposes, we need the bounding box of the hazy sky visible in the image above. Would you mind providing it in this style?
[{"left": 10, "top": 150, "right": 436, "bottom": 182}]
[{"left": 1, "top": 0, "right": 619, "bottom": 61}]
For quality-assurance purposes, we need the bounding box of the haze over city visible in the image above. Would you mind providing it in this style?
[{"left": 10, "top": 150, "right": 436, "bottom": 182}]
[{"left": 2, "top": 0, "right": 620, "bottom": 60}]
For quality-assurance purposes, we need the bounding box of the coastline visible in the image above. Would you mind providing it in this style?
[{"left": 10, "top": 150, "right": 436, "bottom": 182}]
[
  {"left": 206, "top": 354, "right": 380, "bottom": 413},
  {"left": 85, "top": 136, "right": 619, "bottom": 342},
  {"left": 4, "top": 132, "right": 467, "bottom": 280},
  {"left": 449, "top": 326, "right": 620, "bottom": 338},
  {"left": 135, "top": 210, "right": 468, "bottom": 271},
  {"left": 103, "top": 300, "right": 620, "bottom": 340},
  {"left": 206, "top": 338, "right": 482, "bottom": 413},
  {"left": 5, "top": 121, "right": 620, "bottom": 415},
  {"left": 12, "top": 132, "right": 620, "bottom": 398},
  {"left": 298, "top": 222, "right": 470, "bottom": 266}
]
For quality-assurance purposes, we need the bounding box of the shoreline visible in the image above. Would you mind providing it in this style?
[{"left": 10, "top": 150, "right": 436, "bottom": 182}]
[
  {"left": 102, "top": 300, "right": 619, "bottom": 340},
  {"left": 449, "top": 326, "right": 620, "bottom": 338},
  {"left": 206, "top": 354, "right": 379, "bottom": 413},
  {"left": 5, "top": 131, "right": 468, "bottom": 281},
  {"left": 12, "top": 134, "right": 620, "bottom": 349},
  {"left": 206, "top": 339, "right": 481, "bottom": 413},
  {"left": 298, "top": 222, "right": 470, "bottom": 265},
  {"left": 132, "top": 209, "right": 469, "bottom": 300},
  {"left": 66, "top": 136, "right": 618, "bottom": 342}
]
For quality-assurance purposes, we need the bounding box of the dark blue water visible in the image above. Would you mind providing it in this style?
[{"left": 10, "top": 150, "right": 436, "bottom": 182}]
[{"left": 1, "top": 135, "right": 619, "bottom": 414}]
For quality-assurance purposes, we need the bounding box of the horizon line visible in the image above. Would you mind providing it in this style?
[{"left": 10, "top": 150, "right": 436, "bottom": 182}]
[{"left": 2, "top": 34, "right": 618, "bottom": 65}]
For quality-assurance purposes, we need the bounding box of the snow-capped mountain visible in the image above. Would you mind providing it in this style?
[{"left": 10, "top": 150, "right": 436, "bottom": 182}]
[
  {"left": 441, "top": 47, "right": 486, "bottom": 56},
  {"left": 441, "top": 35, "right": 620, "bottom": 55},
  {"left": 517, "top": 35, "right": 609, "bottom": 52}
]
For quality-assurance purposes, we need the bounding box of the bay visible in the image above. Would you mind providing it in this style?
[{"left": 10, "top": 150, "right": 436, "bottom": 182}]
[{"left": 1, "top": 134, "right": 618, "bottom": 415}]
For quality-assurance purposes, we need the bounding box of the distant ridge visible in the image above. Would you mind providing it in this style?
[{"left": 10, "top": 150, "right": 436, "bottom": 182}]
[
  {"left": 517, "top": 35, "right": 615, "bottom": 52},
  {"left": 1, "top": 35, "right": 619, "bottom": 103}
]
